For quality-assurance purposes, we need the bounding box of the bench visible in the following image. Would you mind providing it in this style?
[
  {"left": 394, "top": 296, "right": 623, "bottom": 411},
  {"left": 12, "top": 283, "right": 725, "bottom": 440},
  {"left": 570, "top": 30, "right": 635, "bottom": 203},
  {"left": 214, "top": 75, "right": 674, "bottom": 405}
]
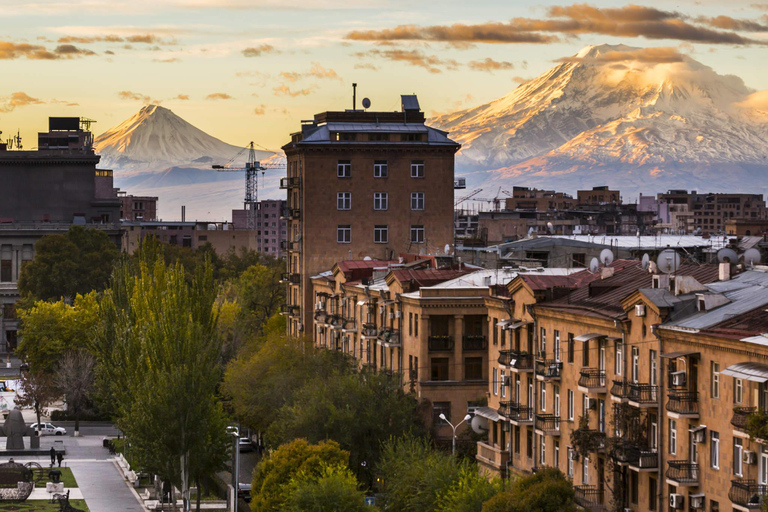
[{"left": 145, "top": 500, "right": 161, "bottom": 510}]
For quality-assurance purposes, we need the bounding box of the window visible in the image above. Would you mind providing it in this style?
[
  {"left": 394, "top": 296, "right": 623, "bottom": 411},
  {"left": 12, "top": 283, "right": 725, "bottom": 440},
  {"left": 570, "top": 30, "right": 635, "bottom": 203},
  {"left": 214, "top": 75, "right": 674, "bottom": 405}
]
[
  {"left": 411, "top": 192, "right": 425, "bottom": 210},
  {"left": 433, "top": 402, "right": 451, "bottom": 424},
  {"left": 540, "top": 435, "right": 546, "bottom": 465},
  {"left": 415, "top": 314, "right": 419, "bottom": 336},
  {"left": 410, "top": 225, "right": 425, "bottom": 244},
  {"left": 711, "top": 431, "right": 720, "bottom": 469},
  {"left": 337, "top": 225, "right": 351, "bottom": 243},
  {"left": 431, "top": 358, "right": 449, "bottom": 381},
  {"left": 374, "top": 192, "right": 388, "bottom": 211},
  {"left": 567, "top": 333, "right": 574, "bottom": 363},
  {"left": 568, "top": 390, "right": 574, "bottom": 421},
  {"left": 540, "top": 383, "right": 547, "bottom": 411},
  {"left": 734, "top": 438, "right": 743, "bottom": 477},
  {"left": 374, "top": 225, "right": 388, "bottom": 244},
  {"left": 373, "top": 160, "right": 388, "bottom": 178},
  {"left": 650, "top": 350, "right": 657, "bottom": 386},
  {"left": 710, "top": 500, "right": 719, "bottom": 512},
  {"left": 337, "top": 192, "right": 351, "bottom": 210},
  {"left": 410, "top": 160, "right": 424, "bottom": 178},
  {"left": 554, "top": 330, "right": 561, "bottom": 362},
  {"left": 409, "top": 313, "right": 413, "bottom": 336},
  {"left": 526, "top": 430, "right": 533, "bottom": 459},
  {"left": 582, "top": 456, "right": 589, "bottom": 484},
  {"left": 554, "top": 441, "right": 560, "bottom": 469},
  {"left": 630, "top": 471, "right": 638, "bottom": 504},
  {"left": 466, "top": 357, "right": 483, "bottom": 381},
  {"left": 337, "top": 160, "right": 351, "bottom": 178},
  {"left": 712, "top": 361, "right": 720, "bottom": 399},
  {"left": 669, "top": 419, "right": 677, "bottom": 455},
  {"left": 514, "top": 426, "right": 520, "bottom": 454},
  {"left": 632, "top": 346, "right": 639, "bottom": 383},
  {"left": 735, "top": 378, "right": 744, "bottom": 404},
  {"left": 493, "top": 368, "right": 498, "bottom": 396},
  {"left": 615, "top": 341, "right": 623, "bottom": 376},
  {"left": 567, "top": 448, "right": 574, "bottom": 478},
  {"left": 540, "top": 327, "right": 546, "bottom": 355},
  {"left": 500, "top": 370, "right": 507, "bottom": 397}
]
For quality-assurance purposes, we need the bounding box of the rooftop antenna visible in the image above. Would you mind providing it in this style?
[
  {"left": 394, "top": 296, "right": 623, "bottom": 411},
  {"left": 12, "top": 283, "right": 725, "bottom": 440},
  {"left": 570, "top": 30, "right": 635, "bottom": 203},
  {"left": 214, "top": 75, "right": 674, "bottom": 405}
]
[
  {"left": 352, "top": 83, "right": 357, "bottom": 111},
  {"left": 744, "top": 248, "right": 762, "bottom": 267}
]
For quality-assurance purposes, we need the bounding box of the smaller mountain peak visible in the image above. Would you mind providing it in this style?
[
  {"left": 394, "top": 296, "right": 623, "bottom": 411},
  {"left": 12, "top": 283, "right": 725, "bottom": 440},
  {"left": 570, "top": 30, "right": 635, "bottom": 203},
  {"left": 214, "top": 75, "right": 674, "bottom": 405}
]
[
  {"left": 139, "top": 104, "right": 171, "bottom": 117},
  {"left": 574, "top": 43, "right": 638, "bottom": 59}
]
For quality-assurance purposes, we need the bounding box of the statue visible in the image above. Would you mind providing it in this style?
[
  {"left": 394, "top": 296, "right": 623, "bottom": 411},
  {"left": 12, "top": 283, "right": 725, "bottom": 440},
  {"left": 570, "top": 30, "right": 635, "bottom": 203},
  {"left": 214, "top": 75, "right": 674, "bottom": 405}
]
[{"left": 1, "top": 410, "right": 26, "bottom": 450}]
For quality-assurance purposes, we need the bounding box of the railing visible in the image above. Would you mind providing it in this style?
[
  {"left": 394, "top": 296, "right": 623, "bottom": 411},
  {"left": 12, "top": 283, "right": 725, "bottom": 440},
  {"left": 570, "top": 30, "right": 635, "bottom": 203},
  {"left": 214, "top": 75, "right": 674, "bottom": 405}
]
[
  {"left": 535, "top": 360, "right": 562, "bottom": 379},
  {"left": 535, "top": 414, "right": 561, "bottom": 434},
  {"left": 378, "top": 329, "right": 401, "bottom": 346},
  {"left": 476, "top": 442, "right": 510, "bottom": 469},
  {"left": 497, "top": 350, "right": 533, "bottom": 371},
  {"left": 498, "top": 401, "right": 533, "bottom": 422},
  {"left": 279, "top": 177, "right": 300, "bottom": 189},
  {"left": 280, "top": 272, "right": 301, "bottom": 284},
  {"left": 628, "top": 383, "right": 659, "bottom": 405},
  {"left": 732, "top": 407, "right": 758, "bottom": 431},
  {"left": 574, "top": 485, "right": 604, "bottom": 512},
  {"left": 611, "top": 442, "right": 658, "bottom": 469},
  {"left": 428, "top": 336, "right": 454, "bottom": 351},
  {"left": 729, "top": 479, "right": 768, "bottom": 509},
  {"left": 578, "top": 369, "right": 606, "bottom": 390},
  {"left": 462, "top": 335, "right": 487, "bottom": 351},
  {"left": 289, "top": 240, "right": 301, "bottom": 252},
  {"left": 667, "top": 390, "right": 699, "bottom": 415},
  {"left": 666, "top": 461, "right": 699, "bottom": 485},
  {"left": 610, "top": 379, "right": 629, "bottom": 399}
]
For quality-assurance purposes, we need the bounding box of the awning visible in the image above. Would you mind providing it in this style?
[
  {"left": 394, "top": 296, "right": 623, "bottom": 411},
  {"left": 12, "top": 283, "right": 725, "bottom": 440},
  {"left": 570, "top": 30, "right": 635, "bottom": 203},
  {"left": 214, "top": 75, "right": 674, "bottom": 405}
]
[
  {"left": 661, "top": 351, "right": 700, "bottom": 359},
  {"left": 474, "top": 406, "right": 502, "bottom": 423},
  {"left": 574, "top": 333, "right": 606, "bottom": 343},
  {"left": 689, "top": 425, "right": 707, "bottom": 433},
  {"left": 722, "top": 362, "right": 768, "bottom": 383},
  {"left": 506, "top": 321, "right": 532, "bottom": 330},
  {"left": 356, "top": 299, "right": 370, "bottom": 306}
]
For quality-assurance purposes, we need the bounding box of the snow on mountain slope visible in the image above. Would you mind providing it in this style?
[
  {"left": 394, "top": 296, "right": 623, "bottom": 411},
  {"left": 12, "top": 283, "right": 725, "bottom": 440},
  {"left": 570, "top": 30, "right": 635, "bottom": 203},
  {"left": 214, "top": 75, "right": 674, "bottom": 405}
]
[{"left": 431, "top": 44, "right": 768, "bottom": 198}]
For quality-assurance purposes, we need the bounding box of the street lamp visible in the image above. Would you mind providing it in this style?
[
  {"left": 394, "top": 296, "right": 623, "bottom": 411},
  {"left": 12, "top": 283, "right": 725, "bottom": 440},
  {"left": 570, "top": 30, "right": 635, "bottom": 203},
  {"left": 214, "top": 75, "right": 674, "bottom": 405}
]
[
  {"left": 227, "top": 425, "right": 240, "bottom": 512},
  {"left": 439, "top": 413, "right": 472, "bottom": 456}
]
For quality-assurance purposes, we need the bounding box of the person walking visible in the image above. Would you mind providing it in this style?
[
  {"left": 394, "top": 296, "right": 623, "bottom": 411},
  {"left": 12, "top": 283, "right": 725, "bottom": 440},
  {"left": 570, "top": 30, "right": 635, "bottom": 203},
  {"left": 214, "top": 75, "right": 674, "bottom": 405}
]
[
  {"left": 56, "top": 451, "right": 63, "bottom": 467},
  {"left": 50, "top": 447, "right": 56, "bottom": 467}
]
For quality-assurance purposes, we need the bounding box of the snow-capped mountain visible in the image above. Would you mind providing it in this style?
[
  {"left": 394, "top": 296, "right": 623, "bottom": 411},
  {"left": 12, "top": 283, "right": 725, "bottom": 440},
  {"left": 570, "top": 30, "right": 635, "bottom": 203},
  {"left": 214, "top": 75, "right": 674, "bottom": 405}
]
[{"left": 431, "top": 44, "right": 768, "bottom": 200}]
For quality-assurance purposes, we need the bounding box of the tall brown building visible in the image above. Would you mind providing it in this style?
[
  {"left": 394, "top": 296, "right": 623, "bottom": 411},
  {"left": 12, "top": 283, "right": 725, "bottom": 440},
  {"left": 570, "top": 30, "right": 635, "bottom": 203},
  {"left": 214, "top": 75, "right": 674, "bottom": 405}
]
[{"left": 281, "top": 95, "right": 461, "bottom": 336}]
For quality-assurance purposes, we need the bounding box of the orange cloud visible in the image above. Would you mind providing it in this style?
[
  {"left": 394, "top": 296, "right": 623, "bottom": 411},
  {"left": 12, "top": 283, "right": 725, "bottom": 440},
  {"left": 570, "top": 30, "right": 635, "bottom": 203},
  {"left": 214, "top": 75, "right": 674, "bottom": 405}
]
[
  {"left": 254, "top": 104, "right": 266, "bottom": 115},
  {"left": 206, "top": 92, "right": 233, "bottom": 100},
  {"left": 354, "top": 49, "right": 458, "bottom": 73},
  {"left": 175, "top": 94, "right": 190, "bottom": 100},
  {"left": 557, "top": 46, "right": 685, "bottom": 64},
  {"left": 0, "top": 41, "right": 97, "bottom": 60},
  {"left": 1, "top": 92, "right": 44, "bottom": 112},
  {"left": 242, "top": 44, "right": 277, "bottom": 57},
  {"left": 468, "top": 58, "right": 514, "bottom": 72},
  {"left": 118, "top": 91, "right": 151, "bottom": 102},
  {"left": 273, "top": 85, "right": 315, "bottom": 97}
]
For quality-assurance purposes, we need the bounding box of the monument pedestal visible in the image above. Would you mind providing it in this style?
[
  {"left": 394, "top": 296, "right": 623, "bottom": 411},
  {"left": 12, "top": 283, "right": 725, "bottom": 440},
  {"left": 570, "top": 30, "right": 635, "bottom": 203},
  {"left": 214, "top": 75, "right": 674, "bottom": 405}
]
[
  {"left": 30, "top": 435, "right": 40, "bottom": 449},
  {"left": 46, "top": 482, "right": 64, "bottom": 493}
]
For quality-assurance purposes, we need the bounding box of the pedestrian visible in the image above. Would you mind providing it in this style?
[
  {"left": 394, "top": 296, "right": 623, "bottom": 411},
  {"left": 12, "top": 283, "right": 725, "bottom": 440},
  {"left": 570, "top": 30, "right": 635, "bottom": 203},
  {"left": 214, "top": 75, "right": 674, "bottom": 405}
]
[
  {"left": 56, "top": 451, "right": 63, "bottom": 467},
  {"left": 50, "top": 447, "right": 56, "bottom": 467}
]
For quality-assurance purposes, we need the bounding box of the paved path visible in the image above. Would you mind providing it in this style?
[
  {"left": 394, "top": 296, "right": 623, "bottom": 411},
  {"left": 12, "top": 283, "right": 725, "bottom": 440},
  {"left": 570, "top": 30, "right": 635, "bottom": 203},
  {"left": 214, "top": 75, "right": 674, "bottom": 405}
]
[{"left": 70, "top": 459, "right": 144, "bottom": 512}]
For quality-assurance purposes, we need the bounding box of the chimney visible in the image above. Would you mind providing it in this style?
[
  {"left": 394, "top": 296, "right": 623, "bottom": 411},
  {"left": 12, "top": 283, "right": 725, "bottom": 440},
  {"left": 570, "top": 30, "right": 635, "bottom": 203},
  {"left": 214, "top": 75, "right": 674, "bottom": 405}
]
[
  {"left": 181, "top": 205, "right": 186, "bottom": 222},
  {"left": 600, "top": 267, "right": 615, "bottom": 279},
  {"left": 719, "top": 262, "right": 731, "bottom": 281}
]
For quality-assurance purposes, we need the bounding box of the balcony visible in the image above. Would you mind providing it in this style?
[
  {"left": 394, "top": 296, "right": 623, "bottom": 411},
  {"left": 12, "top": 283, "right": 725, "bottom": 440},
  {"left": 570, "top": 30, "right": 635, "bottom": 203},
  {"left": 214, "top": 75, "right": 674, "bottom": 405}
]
[
  {"left": 574, "top": 485, "right": 605, "bottom": 512},
  {"left": 666, "top": 461, "right": 699, "bottom": 486},
  {"left": 476, "top": 441, "right": 510, "bottom": 473},
  {"left": 497, "top": 350, "right": 533, "bottom": 372},
  {"left": 729, "top": 480, "right": 767, "bottom": 509},
  {"left": 428, "top": 336, "right": 454, "bottom": 351},
  {"left": 610, "top": 379, "right": 629, "bottom": 400},
  {"left": 454, "top": 177, "right": 467, "bottom": 189},
  {"left": 498, "top": 401, "right": 533, "bottom": 423},
  {"left": 578, "top": 369, "right": 606, "bottom": 393},
  {"left": 280, "top": 272, "right": 301, "bottom": 284},
  {"left": 279, "top": 304, "right": 300, "bottom": 317},
  {"left": 377, "top": 329, "right": 401, "bottom": 347},
  {"left": 280, "top": 208, "right": 301, "bottom": 221},
  {"left": 361, "top": 324, "right": 377, "bottom": 338},
  {"left": 732, "top": 407, "right": 758, "bottom": 431},
  {"left": 535, "top": 359, "right": 562, "bottom": 380},
  {"left": 627, "top": 383, "right": 659, "bottom": 407},
  {"left": 611, "top": 441, "right": 658, "bottom": 470},
  {"left": 462, "top": 335, "right": 487, "bottom": 351},
  {"left": 288, "top": 240, "right": 302, "bottom": 252},
  {"left": 535, "top": 414, "right": 561, "bottom": 435},
  {"left": 666, "top": 390, "right": 699, "bottom": 417},
  {"left": 279, "top": 176, "right": 300, "bottom": 189}
]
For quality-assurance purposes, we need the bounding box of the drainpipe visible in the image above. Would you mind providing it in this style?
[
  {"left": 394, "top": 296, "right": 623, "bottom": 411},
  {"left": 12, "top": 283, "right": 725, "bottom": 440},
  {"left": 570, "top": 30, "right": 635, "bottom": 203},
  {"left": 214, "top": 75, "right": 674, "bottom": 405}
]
[
  {"left": 652, "top": 323, "right": 664, "bottom": 512},
  {"left": 615, "top": 318, "right": 629, "bottom": 511},
  {"left": 532, "top": 315, "right": 539, "bottom": 473}
]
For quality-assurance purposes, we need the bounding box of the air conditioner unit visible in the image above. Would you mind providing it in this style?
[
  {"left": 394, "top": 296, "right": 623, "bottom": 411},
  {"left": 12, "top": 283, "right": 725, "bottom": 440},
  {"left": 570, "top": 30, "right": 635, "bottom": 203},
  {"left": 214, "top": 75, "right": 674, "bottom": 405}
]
[
  {"left": 744, "top": 450, "right": 758, "bottom": 464},
  {"left": 586, "top": 397, "right": 598, "bottom": 410},
  {"left": 297, "top": 323, "right": 304, "bottom": 332},
  {"left": 624, "top": 508, "right": 633, "bottom": 512},
  {"left": 671, "top": 371, "right": 686, "bottom": 387},
  {"left": 379, "top": 306, "right": 385, "bottom": 313},
  {"left": 568, "top": 450, "right": 580, "bottom": 461},
  {"left": 395, "top": 311, "right": 401, "bottom": 319},
  {"left": 689, "top": 494, "right": 705, "bottom": 510},
  {"left": 690, "top": 427, "right": 706, "bottom": 444},
  {"left": 315, "top": 303, "right": 323, "bottom": 310},
  {"left": 635, "top": 304, "right": 646, "bottom": 317},
  {"left": 670, "top": 493, "right": 684, "bottom": 510}
]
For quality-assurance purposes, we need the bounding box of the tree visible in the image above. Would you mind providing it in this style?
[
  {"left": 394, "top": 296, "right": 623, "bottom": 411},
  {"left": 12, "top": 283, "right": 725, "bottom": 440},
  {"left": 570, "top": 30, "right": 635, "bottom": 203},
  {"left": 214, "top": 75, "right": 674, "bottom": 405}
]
[
  {"left": 229, "top": 263, "right": 285, "bottom": 338},
  {"left": 15, "top": 369, "right": 59, "bottom": 435},
  {"left": 250, "top": 439, "right": 349, "bottom": 512},
  {"left": 437, "top": 465, "right": 504, "bottom": 512},
  {"left": 54, "top": 350, "right": 96, "bottom": 436},
  {"left": 481, "top": 468, "right": 577, "bottom": 512},
  {"left": 19, "top": 226, "right": 119, "bottom": 301},
  {"left": 285, "top": 464, "right": 374, "bottom": 512}
]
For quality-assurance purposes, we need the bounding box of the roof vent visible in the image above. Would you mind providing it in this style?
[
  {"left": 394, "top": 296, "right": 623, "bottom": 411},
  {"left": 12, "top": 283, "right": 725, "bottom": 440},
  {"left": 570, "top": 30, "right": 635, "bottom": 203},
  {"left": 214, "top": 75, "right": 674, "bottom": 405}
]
[{"left": 401, "top": 95, "right": 420, "bottom": 112}]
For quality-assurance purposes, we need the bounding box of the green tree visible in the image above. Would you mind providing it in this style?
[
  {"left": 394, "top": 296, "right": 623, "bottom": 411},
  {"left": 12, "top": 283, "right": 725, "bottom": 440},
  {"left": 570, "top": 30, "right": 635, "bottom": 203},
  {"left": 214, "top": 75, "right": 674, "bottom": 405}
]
[
  {"left": 285, "top": 464, "right": 374, "bottom": 512},
  {"left": 437, "top": 465, "right": 504, "bottom": 512},
  {"left": 481, "top": 468, "right": 577, "bottom": 512},
  {"left": 375, "top": 434, "right": 466, "bottom": 512},
  {"left": 230, "top": 263, "right": 284, "bottom": 338},
  {"left": 95, "top": 250, "right": 228, "bottom": 512},
  {"left": 19, "top": 226, "right": 119, "bottom": 301},
  {"left": 251, "top": 439, "right": 349, "bottom": 512}
]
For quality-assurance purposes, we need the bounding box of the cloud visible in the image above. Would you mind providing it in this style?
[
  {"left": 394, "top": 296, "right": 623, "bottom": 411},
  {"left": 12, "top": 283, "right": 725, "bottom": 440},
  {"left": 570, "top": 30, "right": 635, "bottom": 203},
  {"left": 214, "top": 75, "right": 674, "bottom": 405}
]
[
  {"left": 751, "top": 3, "right": 768, "bottom": 11},
  {"left": 468, "top": 58, "right": 514, "bottom": 72},
  {"left": 273, "top": 84, "right": 315, "bottom": 97},
  {"left": 242, "top": 44, "right": 277, "bottom": 57},
  {"left": 175, "top": 94, "right": 190, "bottom": 100},
  {"left": 558, "top": 46, "right": 686, "bottom": 64},
  {"left": 354, "top": 49, "right": 459, "bottom": 73},
  {"left": 206, "top": 92, "right": 232, "bottom": 100},
  {"left": 54, "top": 44, "right": 96, "bottom": 56},
  {"left": 105, "top": 50, "right": 115, "bottom": 55},
  {"left": 736, "top": 89, "right": 768, "bottom": 110},
  {"left": 698, "top": 15, "right": 768, "bottom": 32},
  {"left": 153, "top": 57, "right": 180, "bottom": 63},
  {"left": 118, "top": 90, "right": 152, "bottom": 102},
  {"left": 1, "top": 92, "right": 44, "bottom": 112},
  {"left": 345, "top": 4, "right": 768, "bottom": 46},
  {"left": 50, "top": 98, "right": 80, "bottom": 106},
  {"left": 0, "top": 41, "right": 97, "bottom": 60},
  {"left": 279, "top": 71, "right": 302, "bottom": 82},
  {"left": 512, "top": 76, "right": 531, "bottom": 84},
  {"left": 354, "top": 62, "right": 378, "bottom": 70},
  {"left": 279, "top": 62, "right": 341, "bottom": 82},
  {"left": 254, "top": 104, "right": 266, "bottom": 115},
  {"left": 58, "top": 35, "right": 123, "bottom": 43}
]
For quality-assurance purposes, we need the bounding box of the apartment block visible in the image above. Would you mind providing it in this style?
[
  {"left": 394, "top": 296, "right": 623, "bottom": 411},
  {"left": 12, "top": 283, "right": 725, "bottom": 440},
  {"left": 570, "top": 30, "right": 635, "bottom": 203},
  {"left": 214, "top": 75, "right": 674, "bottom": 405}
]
[
  {"left": 118, "top": 190, "right": 158, "bottom": 221},
  {"left": 281, "top": 95, "right": 461, "bottom": 337}
]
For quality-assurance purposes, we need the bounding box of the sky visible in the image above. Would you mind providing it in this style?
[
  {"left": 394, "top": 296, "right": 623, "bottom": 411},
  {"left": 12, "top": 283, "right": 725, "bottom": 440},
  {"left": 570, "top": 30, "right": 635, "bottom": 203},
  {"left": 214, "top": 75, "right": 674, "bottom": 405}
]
[{"left": 1, "top": 0, "right": 767, "bottom": 152}]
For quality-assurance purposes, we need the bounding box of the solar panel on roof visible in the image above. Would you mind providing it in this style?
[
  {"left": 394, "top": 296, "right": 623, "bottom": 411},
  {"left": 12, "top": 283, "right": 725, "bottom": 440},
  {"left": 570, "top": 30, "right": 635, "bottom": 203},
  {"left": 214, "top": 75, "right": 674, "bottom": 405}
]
[{"left": 401, "top": 95, "right": 420, "bottom": 111}]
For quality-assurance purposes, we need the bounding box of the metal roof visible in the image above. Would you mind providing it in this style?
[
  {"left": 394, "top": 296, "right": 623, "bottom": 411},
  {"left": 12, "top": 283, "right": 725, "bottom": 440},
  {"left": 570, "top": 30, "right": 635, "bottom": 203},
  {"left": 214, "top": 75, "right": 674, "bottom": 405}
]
[
  {"left": 299, "top": 123, "right": 456, "bottom": 145},
  {"left": 722, "top": 362, "right": 768, "bottom": 383},
  {"left": 574, "top": 333, "right": 606, "bottom": 342},
  {"left": 473, "top": 406, "right": 502, "bottom": 422},
  {"left": 525, "top": 234, "right": 730, "bottom": 251}
]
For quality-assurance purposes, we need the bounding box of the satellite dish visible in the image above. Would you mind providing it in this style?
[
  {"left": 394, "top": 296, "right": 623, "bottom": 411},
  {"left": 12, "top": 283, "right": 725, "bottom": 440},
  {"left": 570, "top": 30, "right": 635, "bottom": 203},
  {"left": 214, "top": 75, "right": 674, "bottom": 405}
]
[
  {"left": 547, "top": 221, "right": 554, "bottom": 233},
  {"left": 444, "top": 244, "right": 450, "bottom": 255},
  {"left": 363, "top": 256, "right": 372, "bottom": 261},
  {"left": 744, "top": 248, "right": 762, "bottom": 266},
  {"left": 600, "top": 249, "right": 614, "bottom": 266},
  {"left": 362, "top": 97, "right": 371, "bottom": 109},
  {"left": 717, "top": 248, "right": 739, "bottom": 264},
  {"left": 656, "top": 249, "right": 680, "bottom": 274},
  {"left": 470, "top": 415, "right": 488, "bottom": 434},
  {"left": 528, "top": 227, "right": 535, "bottom": 237},
  {"left": 589, "top": 258, "right": 600, "bottom": 273},
  {"left": 641, "top": 253, "right": 650, "bottom": 271}
]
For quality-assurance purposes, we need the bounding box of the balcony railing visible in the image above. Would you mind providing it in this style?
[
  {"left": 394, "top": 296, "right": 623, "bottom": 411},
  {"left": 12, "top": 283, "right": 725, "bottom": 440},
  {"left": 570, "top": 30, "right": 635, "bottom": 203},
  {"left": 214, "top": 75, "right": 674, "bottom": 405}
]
[
  {"left": 578, "top": 369, "right": 606, "bottom": 390},
  {"left": 628, "top": 383, "right": 659, "bottom": 405},
  {"left": 497, "top": 350, "right": 533, "bottom": 371},
  {"left": 666, "top": 461, "right": 699, "bottom": 485},
  {"left": 732, "top": 407, "right": 758, "bottom": 431},
  {"left": 428, "top": 336, "right": 454, "bottom": 351},
  {"left": 378, "top": 329, "right": 401, "bottom": 347},
  {"left": 476, "top": 441, "right": 510, "bottom": 470},
  {"left": 498, "top": 401, "right": 533, "bottom": 423},
  {"left": 280, "top": 272, "right": 301, "bottom": 284},
  {"left": 611, "top": 442, "right": 658, "bottom": 469},
  {"left": 535, "top": 359, "right": 562, "bottom": 379},
  {"left": 574, "top": 485, "right": 604, "bottom": 512},
  {"left": 535, "top": 414, "right": 561, "bottom": 434},
  {"left": 362, "top": 324, "right": 377, "bottom": 337},
  {"left": 729, "top": 479, "right": 768, "bottom": 509},
  {"left": 462, "top": 335, "right": 487, "bottom": 351},
  {"left": 279, "top": 177, "right": 300, "bottom": 189},
  {"left": 667, "top": 390, "right": 699, "bottom": 416},
  {"left": 611, "top": 380, "right": 629, "bottom": 399}
]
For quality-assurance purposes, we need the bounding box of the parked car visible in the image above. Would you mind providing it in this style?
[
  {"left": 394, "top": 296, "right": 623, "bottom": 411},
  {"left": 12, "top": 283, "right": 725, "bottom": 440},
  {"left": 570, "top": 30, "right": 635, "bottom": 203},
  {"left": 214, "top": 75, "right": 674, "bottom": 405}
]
[
  {"left": 238, "top": 483, "right": 251, "bottom": 503},
  {"left": 30, "top": 422, "right": 67, "bottom": 436},
  {"left": 238, "top": 437, "right": 254, "bottom": 452}
]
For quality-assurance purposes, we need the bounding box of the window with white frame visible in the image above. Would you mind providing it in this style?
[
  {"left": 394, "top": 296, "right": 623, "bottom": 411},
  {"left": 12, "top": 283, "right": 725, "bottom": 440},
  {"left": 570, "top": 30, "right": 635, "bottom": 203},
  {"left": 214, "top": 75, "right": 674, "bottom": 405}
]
[
  {"left": 373, "top": 160, "right": 388, "bottom": 178},
  {"left": 337, "top": 192, "right": 351, "bottom": 210},
  {"left": 632, "top": 346, "right": 639, "bottom": 383},
  {"left": 568, "top": 449, "right": 574, "bottom": 478},
  {"left": 712, "top": 361, "right": 720, "bottom": 399},
  {"left": 337, "top": 225, "right": 351, "bottom": 244},
  {"left": 554, "top": 441, "right": 559, "bottom": 469},
  {"left": 540, "top": 383, "right": 547, "bottom": 411},
  {"left": 540, "top": 327, "right": 546, "bottom": 355},
  {"left": 650, "top": 350, "right": 657, "bottom": 386},
  {"left": 410, "top": 225, "right": 425, "bottom": 243},
  {"left": 501, "top": 370, "right": 507, "bottom": 398},
  {"left": 410, "top": 160, "right": 424, "bottom": 178},
  {"left": 583, "top": 456, "right": 590, "bottom": 484},
  {"left": 568, "top": 390, "right": 574, "bottom": 421},
  {"left": 411, "top": 192, "right": 425, "bottom": 210},
  {"left": 711, "top": 431, "right": 720, "bottom": 469},
  {"left": 554, "top": 385, "right": 560, "bottom": 417},
  {"left": 615, "top": 340, "right": 623, "bottom": 376},
  {"left": 669, "top": 419, "right": 677, "bottom": 455},
  {"left": 540, "top": 434, "right": 546, "bottom": 465},
  {"left": 554, "top": 330, "right": 561, "bottom": 362},
  {"left": 337, "top": 160, "right": 351, "bottom": 178},
  {"left": 374, "top": 225, "right": 388, "bottom": 244},
  {"left": 734, "top": 438, "right": 744, "bottom": 477},
  {"left": 373, "top": 192, "right": 388, "bottom": 211},
  {"left": 735, "top": 378, "right": 744, "bottom": 404},
  {"left": 493, "top": 367, "right": 498, "bottom": 396}
]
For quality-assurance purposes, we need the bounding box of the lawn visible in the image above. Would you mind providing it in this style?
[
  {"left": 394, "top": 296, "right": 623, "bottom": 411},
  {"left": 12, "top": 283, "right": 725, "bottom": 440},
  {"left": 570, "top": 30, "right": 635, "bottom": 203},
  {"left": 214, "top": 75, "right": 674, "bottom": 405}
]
[
  {"left": 32, "top": 466, "right": 77, "bottom": 488},
  {"left": 0, "top": 499, "right": 89, "bottom": 511}
]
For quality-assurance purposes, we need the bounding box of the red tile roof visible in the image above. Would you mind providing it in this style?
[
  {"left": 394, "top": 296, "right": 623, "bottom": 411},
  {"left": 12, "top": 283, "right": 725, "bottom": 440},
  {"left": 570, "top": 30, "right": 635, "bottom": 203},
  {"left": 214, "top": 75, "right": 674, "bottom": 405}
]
[
  {"left": 704, "top": 305, "right": 768, "bottom": 339},
  {"left": 390, "top": 269, "right": 470, "bottom": 288}
]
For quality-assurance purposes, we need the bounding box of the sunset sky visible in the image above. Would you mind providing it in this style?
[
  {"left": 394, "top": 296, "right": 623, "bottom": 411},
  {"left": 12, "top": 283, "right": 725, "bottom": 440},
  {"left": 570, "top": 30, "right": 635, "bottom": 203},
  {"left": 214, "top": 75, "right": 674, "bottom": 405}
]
[{"left": 1, "top": 0, "right": 767, "bottom": 152}]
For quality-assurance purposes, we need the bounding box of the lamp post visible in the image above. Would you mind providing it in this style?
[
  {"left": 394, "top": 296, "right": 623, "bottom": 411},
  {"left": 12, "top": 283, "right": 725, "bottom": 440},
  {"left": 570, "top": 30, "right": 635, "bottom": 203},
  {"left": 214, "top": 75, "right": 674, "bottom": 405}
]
[
  {"left": 439, "top": 413, "right": 471, "bottom": 456},
  {"left": 227, "top": 425, "right": 240, "bottom": 512}
]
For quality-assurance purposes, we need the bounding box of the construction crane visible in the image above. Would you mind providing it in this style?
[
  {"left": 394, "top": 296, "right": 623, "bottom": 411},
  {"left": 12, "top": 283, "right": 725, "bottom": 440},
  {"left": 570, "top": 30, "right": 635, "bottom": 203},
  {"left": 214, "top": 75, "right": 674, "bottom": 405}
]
[
  {"left": 471, "top": 187, "right": 514, "bottom": 212},
  {"left": 454, "top": 188, "right": 483, "bottom": 207},
  {"left": 213, "top": 141, "right": 267, "bottom": 230}
]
